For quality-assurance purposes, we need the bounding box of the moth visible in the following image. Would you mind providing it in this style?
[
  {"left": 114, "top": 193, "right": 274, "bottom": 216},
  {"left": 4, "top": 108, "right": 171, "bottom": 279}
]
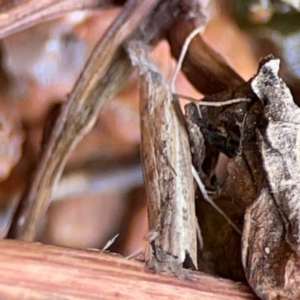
[{"left": 126, "top": 40, "right": 197, "bottom": 273}]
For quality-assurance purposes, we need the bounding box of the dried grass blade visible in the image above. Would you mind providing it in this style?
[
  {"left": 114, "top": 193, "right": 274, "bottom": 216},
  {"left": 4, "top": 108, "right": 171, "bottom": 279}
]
[
  {"left": 9, "top": 0, "right": 159, "bottom": 241},
  {"left": 0, "top": 0, "right": 117, "bottom": 39}
]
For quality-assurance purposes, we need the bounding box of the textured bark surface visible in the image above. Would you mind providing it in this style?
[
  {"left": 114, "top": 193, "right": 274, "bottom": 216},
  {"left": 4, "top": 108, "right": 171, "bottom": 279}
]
[{"left": 0, "top": 239, "right": 258, "bottom": 300}]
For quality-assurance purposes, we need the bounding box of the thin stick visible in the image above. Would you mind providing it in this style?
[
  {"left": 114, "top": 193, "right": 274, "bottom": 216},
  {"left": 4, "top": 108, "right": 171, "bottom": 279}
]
[
  {"left": 196, "top": 218, "right": 203, "bottom": 249},
  {"left": 170, "top": 26, "right": 204, "bottom": 92},
  {"left": 125, "top": 247, "right": 144, "bottom": 260},
  {"left": 192, "top": 167, "right": 241, "bottom": 234},
  {"left": 177, "top": 94, "right": 251, "bottom": 107},
  {"left": 0, "top": 0, "right": 116, "bottom": 39},
  {"left": 102, "top": 234, "right": 119, "bottom": 251}
]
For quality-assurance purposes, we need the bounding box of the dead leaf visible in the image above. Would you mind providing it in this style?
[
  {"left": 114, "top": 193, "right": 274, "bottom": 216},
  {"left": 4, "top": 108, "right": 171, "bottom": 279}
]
[{"left": 242, "top": 56, "right": 300, "bottom": 300}]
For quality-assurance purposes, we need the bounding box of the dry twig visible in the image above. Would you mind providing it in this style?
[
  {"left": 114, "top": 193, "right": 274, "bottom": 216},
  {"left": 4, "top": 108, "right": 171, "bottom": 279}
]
[
  {"left": 0, "top": 0, "right": 123, "bottom": 38},
  {"left": 167, "top": 10, "right": 245, "bottom": 95},
  {"left": 9, "top": 0, "right": 159, "bottom": 241}
]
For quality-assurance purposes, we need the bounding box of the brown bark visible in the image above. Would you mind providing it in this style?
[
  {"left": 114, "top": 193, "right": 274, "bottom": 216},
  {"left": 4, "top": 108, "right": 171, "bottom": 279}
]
[{"left": 0, "top": 239, "right": 257, "bottom": 300}]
